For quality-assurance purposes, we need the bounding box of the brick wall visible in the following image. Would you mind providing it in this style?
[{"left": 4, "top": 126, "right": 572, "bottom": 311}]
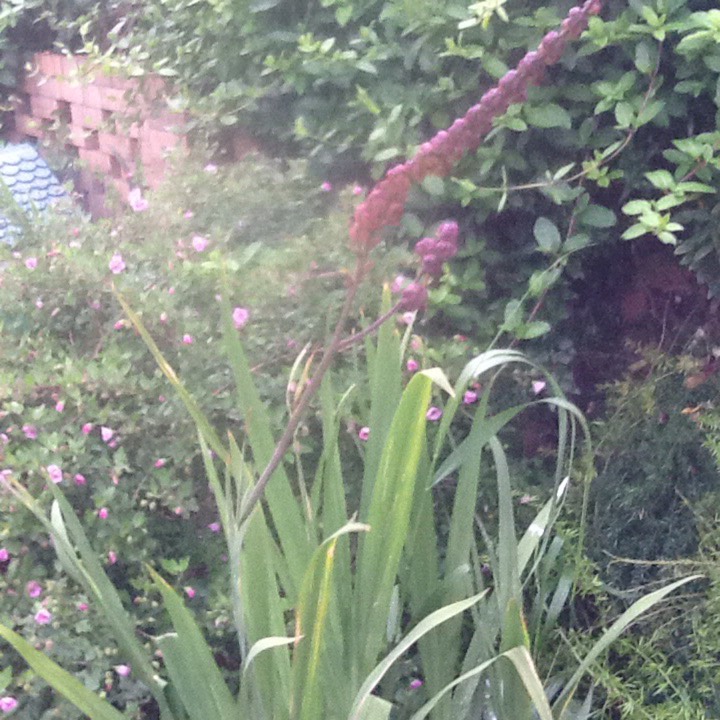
[{"left": 8, "top": 52, "right": 189, "bottom": 216}]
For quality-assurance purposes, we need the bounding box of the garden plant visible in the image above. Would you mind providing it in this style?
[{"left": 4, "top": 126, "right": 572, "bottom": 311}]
[{"left": 0, "top": 0, "right": 710, "bottom": 718}]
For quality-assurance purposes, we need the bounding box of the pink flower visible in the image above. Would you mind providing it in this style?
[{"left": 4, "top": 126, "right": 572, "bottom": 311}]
[
  {"left": 114, "top": 664, "right": 131, "bottom": 677},
  {"left": 173, "top": 506, "right": 183, "bottom": 516},
  {"left": 47, "top": 464, "right": 63, "bottom": 484},
  {"left": 98, "top": 507, "right": 109, "bottom": 519},
  {"left": 204, "top": 163, "right": 218, "bottom": 174},
  {"left": 406, "top": 359, "right": 419, "bottom": 373},
  {"left": 0, "top": 697, "right": 18, "bottom": 713},
  {"left": 22, "top": 425, "right": 37, "bottom": 440},
  {"left": 358, "top": 426, "right": 370, "bottom": 441},
  {"left": 183, "top": 210, "right": 194, "bottom": 219},
  {"left": 426, "top": 407, "right": 443, "bottom": 422},
  {"left": 108, "top": 551, "right": 117, "bottom": 565},
  {"left": 320, "top": 181, "right": 333, "bottom": 192},
  {"left": 114, "top": 320, "right": 125, "bottom": 330},
  {"left": 25, "top": 257, "right": 37, "bottom": 270},
  {"left": 191, "top": 235, "right": 209, "bottom": 252},
  {"left": 101, "top": 426, "right": 114, "bottom": 443},
  {"left": 55, "top": 401, "right": 64, "bottom": 412},
  {"left": 532, "top": 380, "right": 547, "bottom": 395},
  {"left": 74, "top": 473, "right": 86, "bottom": 486},
  {"left": 26, "top": 581, "right": 42, "bottom": 598},
  {"left": 399, "top": 283, "right": 428, "bottom": 312},
  {"left": 160, "top": 312, "right": 168, "bottom": 323},
  {"left": 207, "top": 522, "right": 221, "bottom": 533},
  {"left": 82, "top": 422, "right": 93, "bottom": 435},
  {"left": 128, "top": 187, "right": 149, "bottom": 212},
  {"left": 154, "top": 458, "right": 166, "bottom": 468},
  {"left": 109, "top": 253, "right": 126, "bottom": 274},
  {"left": 108, "top": 440, "right": 118, "bottom": 449},
  {"left": 410, "top": 679, "right": 424, "bottom": 690},
  {"left": 352, "top": 184, "right": 365, "bottom": 196},
  {"left": 232, "top": 307, "right": 249, "bottom": 329},
  {"left": 168, "top": 287, "right": 175, "bottom": 295},
  {"left": 182, "top": 334, "right": 194, "bottom": 345},
  {"left": 77, "top": 602, "right": 89, "bottom": 612},
  {"left": 35, "top": 299, "right": 44, "bottom": 309},
  {"left": 463, "top": 390, "right": 478, "bottom": 405},
  {"left": 184, "top": 586, "right": 196, "bottom": 599},
  {"left": 34, "top": 608, "right": 52, "bottom": 625},
  {"left": 0, "top": 549, "right": 9, "bottom": 562}
]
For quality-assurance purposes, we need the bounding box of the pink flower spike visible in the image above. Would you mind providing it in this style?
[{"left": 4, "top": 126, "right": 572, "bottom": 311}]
[
  {"left": 26, "top": 581, "right": 42, "bottom": 598},
  {"left": 22, "top": 424, "right": 37, "bottom": 440},
  {"left": 77, "top": 602, "right": 89, "bottom": 612},
  {"left": 98, "top": 507, "right": 109, "bottom": 519},
  {"left": 154, "top": 458, "right": 166, "bottom": 468},
  {"left": 82, "top": 422, "right": 93, "bottom": 435},
  {"left": 74, "top": 473, "right": 86, "bottom": 486},
  {"left": 109, "top": 253, "right": 126, "bottom": 274},
  {"left": 463, "top": 390, "right": 478, "bottom": 405},
  {"left": 47, "top": 464, "right": 63, "bottom": 484},
  {"left": 358, "top": 426, "right": 370, "bottom": 442},
  {"left": 184, "top": 586, "right": 196, "bottom": 599},
  {"left": 426, "top": 406, "right": 443, "bottom": 422},
  {"left": 114, "top": 664, "right": 131, "bottom": 677},
  {"left": 101, "top": 426, "right": 114, "bottom": 443},
  {"left": 128, "top": 187, "right": 149, "bottom": 212},
  {"left": 532, "top": 380, "right": 547, "bottom": 395},
  {"left": 0, "top": 549, "right": 9, "bottom": 562},
  {"left": 320, "top": 181, "right": 333, "bottom": 192},
  {"left": 406, "top": 358, "right": 419, "bottom": 373},
  {"left": 232, "top": 307, "right": 249, "bottom": 329},
  {"left": 0, "top": 697, "right": 18, "bottom": 713},
  {"left": 108, "top": 551, "right": 118, "bottom": 565},
  {"left": 55, "top": 401, "right": 65, "bottom": 412},
  {"left": 191, "top": 234, "right": 209, "bottom": 252},
  {"left": 182, "top": 334, "right": 194, "bottom": 345},
  {"left": 208, "top": 522, "right": 221, "bottom": 533},
  {"left": 183, "top": 210, "right": 194, "bottom": 219},
  {"left": 34, "top": 608, "right": 52, "bottom": 625},
  {"left": 25, "top": 257, "right": 38, "bottom": 270}
]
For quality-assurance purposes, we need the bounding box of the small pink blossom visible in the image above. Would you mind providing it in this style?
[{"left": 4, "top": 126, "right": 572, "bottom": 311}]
[
  {"left": 406, "top": 359, "right": 419, "bottom": 373},
  {"left": 401, "top": 312, "right": 415, "bottom": 326},
  {"left": 26, "top": 581, "right": 42, "bottom": 598},
  {"left": 34, "top": 608, "right": 52, "bottom": 625},
  {"left": 25, "top": 257, "right": 37, "bottom": 270},
  {"left": 82, "top": 422, "right": 93, "bottom": 435},
  {"left": 114, "top": 320, "right": 125, "bottom": 330},
  {"left": 358, "top": 427, "right": 371, "bottom": 441},
  {"left": 98, "top": 507, "right": 109, "bottom": 519},
  {"left": 463, "top": 390, "right": 478, "bottom": 405},
  {"left": 191, "top": 235, "right": 209, "bottom": 252},
  {"left": 128, "top": 187, "right": 149, "bottom": 212},
  {"left": 532, "top": 380, "right": 547, "bottom": 395},
  {"left": 0, "top": 697, "right": 18, "bottom": 713},
  {"left": 183, "top": 210, "right": 194, "bottom": 219},
  {"left": 0, "top": 549, "right": 9, "bottom": 562},
  {"left": 208, "top": 522, "right": 221, "bottom": 533},
  {"left": 0, "top": 435, "right": 8, "bottom": 445},
  {"left": 410, "top": 679, "right": 424, "bottom": 690},
  {"left": 168, "top": 287, "right": 175, "bottom": 295},
  {"left": 160, "top": 312, "right": 168, "bottom": 323},
  {"left": 47, "top": 464, "right": 63, "bottom": 484},
  {"left": 109, "top": 253, "right": 126, "bottom": 274},
  {"left": 154, "top": 458, "right": 166, "bottom": 468},
  {"left": 55, "top": 401, "right": 65, "bottom": 412},
  {"left": 173, "top": 506, "right": 183, "bottom": 516},
  {"left": 184, "top": 586, "right": 196, "bottom": 599},
  {"left": 22, "top": 425, "right": 37, "bottom": 440},
  {"left": 108, "top": 551, "right": 117, "bottom": 565},
  {"left": 426, "top": 407, "right": 443, "bottom": 422},
  {"left": 182, "top": 334, "right": 194, "bottom": 345},
  {"left": 35, "top": 299, "right": 44, "bottom": 309},
  {"left": 320, "top": 181, "right": 333, "bottom": 192},
  {"left": 101, "top": 426, "right": 114, "bottom": 443},
  {"left": 114, "top": 664, "right": 131, "bottom": 677},
  {"left": 74, "top": 473, "right": 86, "bottom": 486},
  {"left": 108, "top": 440, "right": 118, "bottom": 449},
  {"left": 204, "top": 163, "right": 218, "bottom": 174},
  {"left": 352, "top": 184, "right": 365, "bottom": 196},
  {"left": 77, "top": 602, "right": 89, "bottom": 612},
  {"left": 232, "top": 307, "right": 249, "bottom": 329}
]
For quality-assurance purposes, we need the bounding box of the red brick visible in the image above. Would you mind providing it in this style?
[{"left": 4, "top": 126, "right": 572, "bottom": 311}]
[
  {"left": 140, "top": 126, "right": 186, "bottom": 164},
  {"left": 30, "top": 94, "right": 59, "bottom": 120},
  {"left": 79, "top": 148, "right": 113, "bottom": 175},
  {"left": 98, "top": 132, "right": 134, "bottom": 159},
  {"left": 14, "top": 113, "right": 43, "bottom": 138},
  {"left": 144, "top": 110, "right": 188, "bottom": 133},
  {"left": 82, "top": 85, "right": 104, "bottom": 109},
  {"left": 55, "top": 78, "right": 84, "bottom": 104},
  {"left": 70, "top": 104, "right": 104, "bottom": 129},
  {"left": 96, "top": 86, "right": 131, "bottom": 113}
]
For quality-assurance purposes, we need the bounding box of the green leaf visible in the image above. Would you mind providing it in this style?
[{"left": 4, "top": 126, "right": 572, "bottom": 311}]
[
  {"left": 645, "top": 170, "right": 675, "bottom": 190},
  {"left": 335, "top": 5, "right": 353, "bottom": 25},
  {"left": 533, "top": 217, "right": 562, "bottom": 253},
  {"left": 422, "top": 175, "right": 445, "bottom": 196},
  {"left": 525, "top": 103, "right": 572, "bottom": 129},
  {"left": 614, "top": 102, "right": 634, "bottom": 128},
  {"left": 622, "top": 199, "right": 649, "bottom": 216},
  {"left": 515, "top": 321, "right": 551, "bottom": 340},
  {"left": 0, "top": 623, "right": 126, "bottom": 720},
  {"left": 578, "top": 205, "right": 616, "bottom": 228}
]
